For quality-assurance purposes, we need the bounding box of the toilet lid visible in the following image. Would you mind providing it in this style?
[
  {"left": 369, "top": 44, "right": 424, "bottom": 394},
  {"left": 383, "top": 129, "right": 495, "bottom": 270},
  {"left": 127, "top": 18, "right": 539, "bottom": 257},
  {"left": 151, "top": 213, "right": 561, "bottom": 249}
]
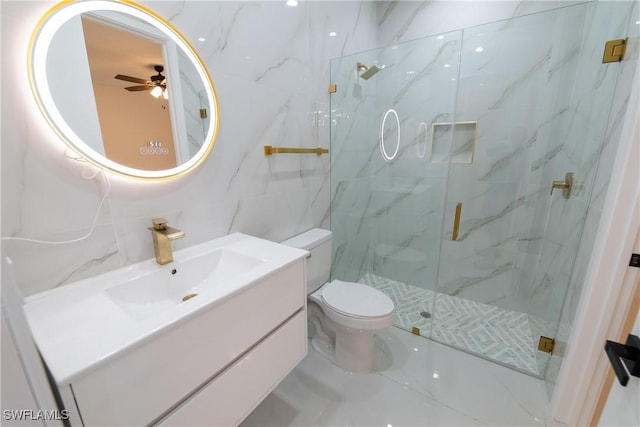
[{"left": 322, "top": 280, "right": 394, "bottom": 318}]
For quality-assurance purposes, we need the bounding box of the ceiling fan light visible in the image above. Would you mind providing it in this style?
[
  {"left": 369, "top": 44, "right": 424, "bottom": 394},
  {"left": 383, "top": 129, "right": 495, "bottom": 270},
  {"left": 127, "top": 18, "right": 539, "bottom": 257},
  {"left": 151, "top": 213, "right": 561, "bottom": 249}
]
[
  {"left": 150, "top": 86, "right": 163, "bottom": 98},
  {"left": 162, "top": 88, "right": 168, "bottom": 100}
]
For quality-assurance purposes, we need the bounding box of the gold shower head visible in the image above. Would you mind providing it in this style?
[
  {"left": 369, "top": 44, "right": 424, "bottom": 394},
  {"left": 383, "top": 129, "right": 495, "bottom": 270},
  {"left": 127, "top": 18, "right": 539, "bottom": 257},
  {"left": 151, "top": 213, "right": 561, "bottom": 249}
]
[{"left": 357, "top": 62, "right": 383, "bottom": 80}]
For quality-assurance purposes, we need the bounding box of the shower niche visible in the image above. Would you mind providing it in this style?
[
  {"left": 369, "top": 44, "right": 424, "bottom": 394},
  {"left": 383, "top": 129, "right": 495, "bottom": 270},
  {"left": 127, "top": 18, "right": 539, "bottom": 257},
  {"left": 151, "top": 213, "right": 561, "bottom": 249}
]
[{"left": 430, "top": 121, "right": 477, "bottom": 164}]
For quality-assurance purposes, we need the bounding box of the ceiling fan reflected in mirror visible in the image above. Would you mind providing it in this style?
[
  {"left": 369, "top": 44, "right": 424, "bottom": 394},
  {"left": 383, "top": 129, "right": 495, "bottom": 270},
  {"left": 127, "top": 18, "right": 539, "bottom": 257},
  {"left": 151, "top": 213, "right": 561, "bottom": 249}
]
[{"left": 114, "top": 65, "right": 168, "bottom": 99}]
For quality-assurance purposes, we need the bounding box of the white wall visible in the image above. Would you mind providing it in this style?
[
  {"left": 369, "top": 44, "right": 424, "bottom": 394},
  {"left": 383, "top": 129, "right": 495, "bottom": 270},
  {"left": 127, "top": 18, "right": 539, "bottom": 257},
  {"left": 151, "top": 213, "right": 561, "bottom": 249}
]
[
  {"left": 0, "top": 0, "right": 378, "bottom": 297},
  {"left": 1, "top": 257, "right": 62, "bottom": 427}
]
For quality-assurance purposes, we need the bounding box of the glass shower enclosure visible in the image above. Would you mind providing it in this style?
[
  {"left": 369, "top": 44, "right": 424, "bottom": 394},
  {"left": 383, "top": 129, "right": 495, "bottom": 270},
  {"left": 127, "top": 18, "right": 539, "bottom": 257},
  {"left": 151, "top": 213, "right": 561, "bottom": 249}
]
[{"left": 330, "top": 2, "right": 636, "bottom": 377}]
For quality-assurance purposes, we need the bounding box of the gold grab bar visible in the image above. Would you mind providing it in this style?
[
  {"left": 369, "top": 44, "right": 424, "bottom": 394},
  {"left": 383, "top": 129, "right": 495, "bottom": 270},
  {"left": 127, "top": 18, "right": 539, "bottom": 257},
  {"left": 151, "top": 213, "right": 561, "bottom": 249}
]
[
  {"left": 452, "top": 202, "right": 462, "bottom": 241},
  {"left": 264, "top": 146, "right": 329, "bottom": 156}
]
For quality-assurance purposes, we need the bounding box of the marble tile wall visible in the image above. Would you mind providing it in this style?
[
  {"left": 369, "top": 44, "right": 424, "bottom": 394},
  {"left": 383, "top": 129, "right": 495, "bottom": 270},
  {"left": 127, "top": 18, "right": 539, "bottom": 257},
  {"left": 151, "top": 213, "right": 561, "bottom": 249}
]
[
  {"left": 329, "top": 49, "right": 379, "bottom": 283},
  {"left": 437, "top": 6, "right": 590, "bottom": 311},
  {"left": 330, "top": 0, "right": 638, "bottom": 388},
  {"left": 369, "top": 35, "right": 459, "bottom": 289},
  {"left": 514, "top": 1, "right": 638, "bottom": 322},
  {"left": 543, "top": 0, "right": 640, "bottom": 397},
  {"left": 0, "top": 0, "right": 380, "bottom": 297},
  {"left": 331, "top": 1, "right": 597, "bottom": 309},
  {"left": 375, "top": 1, "right": 587, "bottom": 47},
  {"left": 330, "top": 32, "right": 460, "bottom": 287},
  {"left": 331, "top": 1, "right": 587, "bottom": 292}
]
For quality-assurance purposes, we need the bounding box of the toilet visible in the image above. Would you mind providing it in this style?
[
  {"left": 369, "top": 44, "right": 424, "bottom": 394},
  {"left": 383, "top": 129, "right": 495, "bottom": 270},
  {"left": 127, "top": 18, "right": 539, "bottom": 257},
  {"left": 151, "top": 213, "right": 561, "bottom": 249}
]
[{"left": 282, "top": 228, "right": 394, "bottom": 373}]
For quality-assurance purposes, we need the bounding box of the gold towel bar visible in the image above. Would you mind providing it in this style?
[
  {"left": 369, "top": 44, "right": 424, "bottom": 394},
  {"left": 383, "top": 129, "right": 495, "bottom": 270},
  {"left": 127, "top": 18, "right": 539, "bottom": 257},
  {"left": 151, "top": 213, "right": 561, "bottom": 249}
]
[
  {"left": 452, "top": 202, "right": 462, "bottom": 241},
  {"left": 264, "top": 146, "right": 329, "bottom": 156}
]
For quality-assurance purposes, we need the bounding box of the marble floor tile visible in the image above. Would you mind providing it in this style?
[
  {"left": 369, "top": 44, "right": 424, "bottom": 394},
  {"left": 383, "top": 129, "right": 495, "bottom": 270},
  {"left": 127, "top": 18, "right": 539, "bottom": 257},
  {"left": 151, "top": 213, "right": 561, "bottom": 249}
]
[
  {"left": 361, "top": 273, "right": 541, "bottom": 375},
  {"left": 241, "top": 327, "right": 565, "bottom": 427}
]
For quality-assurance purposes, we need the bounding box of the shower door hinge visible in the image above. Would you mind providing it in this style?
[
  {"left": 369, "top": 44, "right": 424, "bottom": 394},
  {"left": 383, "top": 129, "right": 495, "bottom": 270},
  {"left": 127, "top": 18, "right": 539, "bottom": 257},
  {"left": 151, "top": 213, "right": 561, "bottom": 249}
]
[
  {"left": 328, "top": 83, "right": 337, "bottom": 94},
  {"left": 538, "top": 336, "right": 555, "bottom": 353},
  {"left": 602, "top": 38, "right": 627, "bottom": 63}
]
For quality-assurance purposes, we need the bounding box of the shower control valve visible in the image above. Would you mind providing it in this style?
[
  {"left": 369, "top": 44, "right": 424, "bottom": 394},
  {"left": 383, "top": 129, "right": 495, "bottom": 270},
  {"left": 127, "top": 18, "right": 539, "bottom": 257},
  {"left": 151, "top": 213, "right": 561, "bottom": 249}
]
[{"left": 550, "top": 172, "right": 575, "bottom": 199}]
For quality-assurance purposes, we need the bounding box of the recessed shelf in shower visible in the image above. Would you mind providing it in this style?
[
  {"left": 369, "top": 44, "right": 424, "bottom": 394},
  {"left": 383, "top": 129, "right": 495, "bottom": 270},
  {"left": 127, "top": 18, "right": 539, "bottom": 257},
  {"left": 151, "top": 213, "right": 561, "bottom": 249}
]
[{"left": 430, "top": 121, "right": 477, "bottom": 164}]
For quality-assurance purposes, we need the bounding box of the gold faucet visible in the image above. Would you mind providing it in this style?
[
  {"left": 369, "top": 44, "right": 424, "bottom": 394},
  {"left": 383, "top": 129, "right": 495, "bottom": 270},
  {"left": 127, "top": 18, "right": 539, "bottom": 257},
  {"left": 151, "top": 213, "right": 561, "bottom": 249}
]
[{"left": 148, "top": 218, "right": 185, "bottom": 265}]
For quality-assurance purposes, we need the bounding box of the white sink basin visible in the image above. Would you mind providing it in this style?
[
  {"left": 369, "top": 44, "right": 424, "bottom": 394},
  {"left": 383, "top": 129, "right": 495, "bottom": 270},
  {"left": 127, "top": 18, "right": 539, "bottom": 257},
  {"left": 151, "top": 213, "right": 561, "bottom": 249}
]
[
  {"left": 106, "top": 248, "right": 265, "bottom": 319},
  {"left": 22, "top": 233, "right": 308, "bottom": 385}
]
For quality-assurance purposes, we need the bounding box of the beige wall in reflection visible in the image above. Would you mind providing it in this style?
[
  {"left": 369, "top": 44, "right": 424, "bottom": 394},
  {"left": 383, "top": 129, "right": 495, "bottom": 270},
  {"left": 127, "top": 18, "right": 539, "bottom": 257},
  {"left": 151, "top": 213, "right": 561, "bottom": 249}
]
[{"left": 82, "top": 17, "right": 176, "bottom": 170}]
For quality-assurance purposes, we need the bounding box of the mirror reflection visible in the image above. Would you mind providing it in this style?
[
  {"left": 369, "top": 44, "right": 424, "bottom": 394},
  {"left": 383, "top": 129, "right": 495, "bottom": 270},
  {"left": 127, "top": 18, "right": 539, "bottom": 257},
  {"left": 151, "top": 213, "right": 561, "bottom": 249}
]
[{"left": 30, "top": 1, "right": 218, "bottom": 179}]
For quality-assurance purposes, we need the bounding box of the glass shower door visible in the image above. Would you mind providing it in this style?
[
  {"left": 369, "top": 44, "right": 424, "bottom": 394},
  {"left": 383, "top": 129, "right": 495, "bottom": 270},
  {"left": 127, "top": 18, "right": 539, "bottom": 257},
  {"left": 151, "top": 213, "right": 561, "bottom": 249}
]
[
  {"left": 433, "top": 2, "right": 634, "bottom": 376},
  {"left": 329, "top": 0, "right": 636, "bottom": 379},
  {"left": 330, "top": 32, "right": 462, "bottom": 335}
]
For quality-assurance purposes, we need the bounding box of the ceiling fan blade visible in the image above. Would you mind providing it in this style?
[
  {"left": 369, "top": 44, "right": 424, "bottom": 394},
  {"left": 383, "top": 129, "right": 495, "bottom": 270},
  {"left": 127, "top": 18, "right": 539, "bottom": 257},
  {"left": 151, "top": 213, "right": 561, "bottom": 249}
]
[
  {"left": 115, "top": 74, "right": 149, "bottom": 85},
  {"left": 125, "top": 85, "right": 152, "bottom": 92}
]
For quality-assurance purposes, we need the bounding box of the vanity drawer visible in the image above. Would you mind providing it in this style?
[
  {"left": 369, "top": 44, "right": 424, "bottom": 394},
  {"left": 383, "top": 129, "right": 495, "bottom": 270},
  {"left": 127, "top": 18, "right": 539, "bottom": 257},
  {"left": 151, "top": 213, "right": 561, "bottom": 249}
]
[
  {"left": 71, "top": 261, "right": 305, "bottom": 427},
  {"left": 157, "top": 310, "right": 307, "bottom": 426}
]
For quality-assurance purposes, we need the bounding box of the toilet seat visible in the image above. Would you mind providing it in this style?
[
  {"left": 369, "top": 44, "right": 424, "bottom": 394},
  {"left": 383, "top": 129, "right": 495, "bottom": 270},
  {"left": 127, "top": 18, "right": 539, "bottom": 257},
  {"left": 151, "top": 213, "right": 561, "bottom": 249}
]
[
  {"left": 322, "top": 280, "right": 394, "bottom": 319},
  {"left": 310, "top": 280, "right": 395, "bottom": 331}
]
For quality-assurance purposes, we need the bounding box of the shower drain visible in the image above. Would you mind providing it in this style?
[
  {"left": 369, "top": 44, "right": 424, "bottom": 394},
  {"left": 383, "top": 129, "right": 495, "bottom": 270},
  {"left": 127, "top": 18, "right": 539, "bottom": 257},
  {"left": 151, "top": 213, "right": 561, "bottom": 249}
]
[{"left": 420, "top": 311, "right": 432, "bottom": 319}]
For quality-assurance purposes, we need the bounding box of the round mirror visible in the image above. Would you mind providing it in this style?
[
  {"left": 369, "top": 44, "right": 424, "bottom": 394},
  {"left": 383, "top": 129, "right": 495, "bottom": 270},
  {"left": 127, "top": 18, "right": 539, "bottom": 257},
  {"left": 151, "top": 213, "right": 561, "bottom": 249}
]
[{"left": 28, "top": 0, "right": 219, "bottom": 180}]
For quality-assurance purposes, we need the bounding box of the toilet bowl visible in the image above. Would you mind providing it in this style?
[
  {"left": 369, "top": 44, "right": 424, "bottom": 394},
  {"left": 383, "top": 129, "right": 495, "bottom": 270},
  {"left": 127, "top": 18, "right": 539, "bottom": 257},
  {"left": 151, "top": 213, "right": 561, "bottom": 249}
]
[{"left": 281, "top": 229, "right": 394, "bottom": 373}]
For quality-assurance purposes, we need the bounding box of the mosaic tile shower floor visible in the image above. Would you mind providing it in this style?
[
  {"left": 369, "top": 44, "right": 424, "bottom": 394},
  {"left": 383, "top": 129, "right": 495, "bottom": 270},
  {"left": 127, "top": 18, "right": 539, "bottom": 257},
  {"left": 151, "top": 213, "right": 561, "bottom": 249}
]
[{"left": 359, "top": 273, "right": 549, "bottom": 376}]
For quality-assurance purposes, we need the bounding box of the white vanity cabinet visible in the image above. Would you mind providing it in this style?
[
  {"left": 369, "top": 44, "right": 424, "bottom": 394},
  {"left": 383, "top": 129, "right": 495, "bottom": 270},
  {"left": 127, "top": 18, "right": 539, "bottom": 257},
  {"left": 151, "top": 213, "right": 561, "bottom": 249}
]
[
  {"left": 69, "top": 262, "right": 306, "bottom": 426},
  {"left": 158, "top": 311, "right": 306, "bottom": 426},
  {"left": 23, "top": 234, "right": 308, "bottom": 427}
]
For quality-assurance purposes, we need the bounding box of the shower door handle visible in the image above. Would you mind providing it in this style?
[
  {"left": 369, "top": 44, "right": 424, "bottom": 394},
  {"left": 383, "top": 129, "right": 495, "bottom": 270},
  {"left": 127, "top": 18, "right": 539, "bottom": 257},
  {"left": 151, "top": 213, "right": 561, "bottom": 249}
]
[{"left": 452, "top": 203, "right": 462, "bottom": 241}]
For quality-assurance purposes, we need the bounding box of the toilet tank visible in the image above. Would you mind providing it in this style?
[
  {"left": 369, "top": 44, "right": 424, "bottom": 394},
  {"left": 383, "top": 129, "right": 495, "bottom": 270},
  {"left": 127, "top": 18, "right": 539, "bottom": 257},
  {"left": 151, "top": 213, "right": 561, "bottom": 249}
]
[{"left": 281, "top": 228, "right": 332, "bottom": 294}]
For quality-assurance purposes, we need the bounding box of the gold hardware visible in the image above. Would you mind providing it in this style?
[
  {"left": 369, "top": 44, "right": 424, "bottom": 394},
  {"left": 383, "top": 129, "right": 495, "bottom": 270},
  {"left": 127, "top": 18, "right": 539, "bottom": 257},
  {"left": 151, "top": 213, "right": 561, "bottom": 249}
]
[
  {"left": 452, "top": 202, "right": 462, "bottom": 241},
  {"left": 550, "top": 172, "right": 575, "bottom": 199},
  {"left": 182, "top": 293, "right": 198, "bottom": 302},
  {"left": 200, "top": 108, "right": 208, "bottom": 119},
  {"left": 538, "top": 336, "right": 555, "bottom": 353},
  {"left": 602, "top": 39, "right": 627, "bottom": 63},
  {"left": 152, "top": 217, "right": 168, "bottom": 230},
  {"left": 411, "top": 327, "right": 421, "bottom": 335},
  {"left": 329, "top": 83, "right": 337, "bottom": 94},
  {"left": 148, "top": 218, "right": 185, "bottom": 265},
  {"left": 264, "top": 146, "right": 329, "bottom": 156},
  {"left": 356, "top": 62, "right": 383, "bottom": 80}
]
